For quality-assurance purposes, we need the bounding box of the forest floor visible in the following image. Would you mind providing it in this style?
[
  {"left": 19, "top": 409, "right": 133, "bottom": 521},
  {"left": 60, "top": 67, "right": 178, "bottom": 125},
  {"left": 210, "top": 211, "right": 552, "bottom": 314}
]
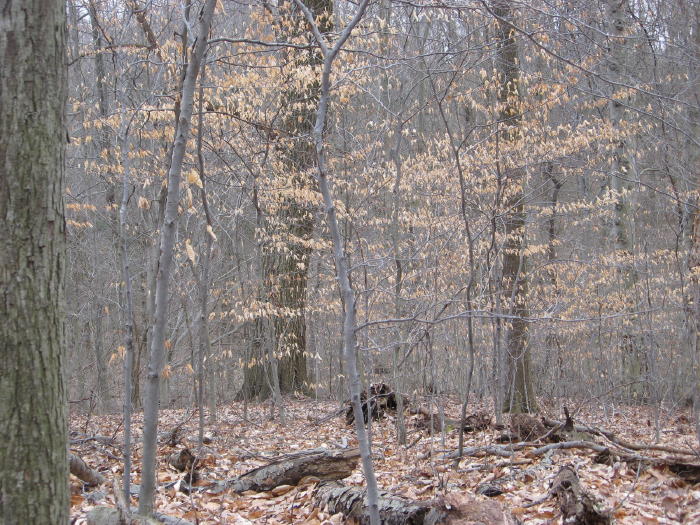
[{"left": 69, "top": 396, "right": 700, "bottom": 524}]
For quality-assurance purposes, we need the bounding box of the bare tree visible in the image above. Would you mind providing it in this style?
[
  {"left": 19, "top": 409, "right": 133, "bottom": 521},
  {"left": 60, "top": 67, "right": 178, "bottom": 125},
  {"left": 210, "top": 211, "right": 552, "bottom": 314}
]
[
  {"left": 292, "top": 0, "right": 379, "bottom": 522},
  {"left": 138, "top": 0, "right": 217, "bottom": 516}
]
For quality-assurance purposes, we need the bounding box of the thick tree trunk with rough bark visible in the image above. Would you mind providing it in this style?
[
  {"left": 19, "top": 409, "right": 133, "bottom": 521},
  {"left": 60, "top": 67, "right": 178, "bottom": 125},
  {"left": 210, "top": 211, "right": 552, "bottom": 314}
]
[
  {"left": 241, "top": 0, "right": 334, "bottom": 400},
  {"left": 605, "top": 0, "right": 643, "bottom": 402},
  {"left": 493, "top": 0, "right": 537, "bottom": 414},
  {"left": 0, "top": 1, "right": 68, "bottom": 523}
]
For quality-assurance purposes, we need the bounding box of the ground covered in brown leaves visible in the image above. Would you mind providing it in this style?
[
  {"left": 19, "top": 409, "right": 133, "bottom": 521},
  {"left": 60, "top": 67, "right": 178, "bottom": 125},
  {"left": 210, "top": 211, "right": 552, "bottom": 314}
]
[{"left": 70, "top": 398, "right": 700, "bottom": 524}]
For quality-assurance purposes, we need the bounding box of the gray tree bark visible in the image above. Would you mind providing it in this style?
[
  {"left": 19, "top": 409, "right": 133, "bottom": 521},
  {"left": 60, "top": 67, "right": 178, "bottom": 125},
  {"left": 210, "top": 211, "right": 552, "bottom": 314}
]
[
  {"left": 118, "top": 128, "right": 137, "bottom": 502},
  {"left": 138, "top": 0, "right": 217, "bottom": 516},
  {"left": 0, "top": 1, "right": 68, "bottom": 523},
  {"left": 291, "top": 1, "right": 378, "bottom": 523}
]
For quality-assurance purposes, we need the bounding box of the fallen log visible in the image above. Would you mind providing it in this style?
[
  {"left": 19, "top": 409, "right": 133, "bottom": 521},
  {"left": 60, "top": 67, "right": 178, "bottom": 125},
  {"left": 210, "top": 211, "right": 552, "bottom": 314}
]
[
  {"left": 210, "top": 448, "right": 360, "bottom": 494},
  {"left": 592, "top": 447, "right": 700, "bottom": 483},
  {"left": 550, "top": 466, "right": 611, "bottom": 525},
  {"left": 86, "top": 506, "right": 194, "bottom": 525},
  {"left": 543, "top": 417, "right": 696, "bottom": 456},
  {"left": 314, "top": 481, "right": 436, "bottom": 524},
  {"left": 313, "top": 482, "right": 519, "bottom": 525},
  {"left": 69, "top": 452, "right": 105, "bottom": 487}
]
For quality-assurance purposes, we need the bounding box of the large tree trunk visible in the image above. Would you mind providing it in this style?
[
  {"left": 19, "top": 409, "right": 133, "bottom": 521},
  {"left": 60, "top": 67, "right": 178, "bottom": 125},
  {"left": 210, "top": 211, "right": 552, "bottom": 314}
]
[
  {"left": 605, "top": 0, "right": 642, "bottom": 402},
  {"left": 241, "top": 0, "right": 334, "bottom": 399},
  {"left": 138, "top": 1, "right": 217, "bottom": 516},
  {"left": 0, "top": 1, "right": 68, "bottom": 523},
  {"left": 493, "top": 0, "right": 537, "bottom": 414}
]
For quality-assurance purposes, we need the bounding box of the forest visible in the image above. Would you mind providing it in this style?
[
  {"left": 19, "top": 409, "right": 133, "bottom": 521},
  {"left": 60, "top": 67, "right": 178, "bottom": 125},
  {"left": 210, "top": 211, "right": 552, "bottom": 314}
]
[{"left": 1, "top": 0, "right": 700, "bottom": 523}]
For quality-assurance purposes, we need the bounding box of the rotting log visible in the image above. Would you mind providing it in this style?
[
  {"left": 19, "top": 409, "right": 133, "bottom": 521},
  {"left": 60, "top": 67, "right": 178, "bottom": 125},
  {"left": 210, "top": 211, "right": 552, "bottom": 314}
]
[
  {"left": 551, "top": 466, "right": 611, "bottom": 525},
  {"left": 69, "top": 452, "right": 105, "bottom": 487},
  {"left": 313, "top": 482, "right": 519, "bottom": 525},
  {"left": 209, "top": 448, "right": 360, "bottom": 494},
  {"left": 314, "top": 481, "right": 435, "bottom": 524}
]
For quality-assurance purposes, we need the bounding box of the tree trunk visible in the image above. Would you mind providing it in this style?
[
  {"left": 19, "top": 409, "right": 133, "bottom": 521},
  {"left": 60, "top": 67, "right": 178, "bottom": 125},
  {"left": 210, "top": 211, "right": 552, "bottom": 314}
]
[
  {"left": 241, "top": 0, "right": 334, "bottom": 399},
  {"left": 493, "top": 0, "right": 537, "bottom": 414},
  {"left": 295, "top": 1, "right": 378, "bottom": 521},
  {"left": 118, "top": 129, "right": 137, "bottom": 502},
  {"left": 689, "top": 4, "right": 700, "bottom": 445},
  {"left": 87, "top": 1, "right": 115, "bottom": 415},
  {"left": 0, "top": 1, "right": 68, "bottom": 523},
  {"left": 138, "top": 1, "right": 217, "bottom": 516},
  {"left": 605, "top": 0, "right": 642, "bottom": 402}
]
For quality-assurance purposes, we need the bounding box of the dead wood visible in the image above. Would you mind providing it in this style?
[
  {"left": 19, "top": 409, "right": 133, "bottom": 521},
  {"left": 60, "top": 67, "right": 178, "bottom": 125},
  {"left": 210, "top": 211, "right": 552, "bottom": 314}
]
[
  {"left": 167, "top": 448, "right": 196, "bottom": 472},
  {"left": 592, "top": 448, "right": 700, "bottom": 483},
  {"left": 314, "top": 480, "right": 437, "bottom": 524},
  {"left": 543, "top": 417, "right": 697, "bottom": 456},
  {"left": 510, "top": 414, "right": 548, "bottom": 441},
  {"left": 86, "top": 506, "right": 194, "bottom": 525},
  {"left": 345, "top": 383, "right": 407, "bottom": 425},
  {"left": 215, "top": 447, "right": 360, "bottom": 493},
  {"left": 313, "top": 482, "right": 519, "bottom": 525},
  {"left": 69, "top": 452, "right": 106, "bottom": 487},
  {"left": 463, "top": 411, "right": 492, "bottom": 432},
  {"left": 550, "top": 466, "right": 611, "bottom": 525}
]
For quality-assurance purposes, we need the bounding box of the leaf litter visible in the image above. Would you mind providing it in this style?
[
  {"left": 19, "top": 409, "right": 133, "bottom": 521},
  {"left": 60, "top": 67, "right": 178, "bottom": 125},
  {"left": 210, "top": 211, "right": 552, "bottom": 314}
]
[{"left": 69, "top": 398, "right": 700, "bottom": 524}]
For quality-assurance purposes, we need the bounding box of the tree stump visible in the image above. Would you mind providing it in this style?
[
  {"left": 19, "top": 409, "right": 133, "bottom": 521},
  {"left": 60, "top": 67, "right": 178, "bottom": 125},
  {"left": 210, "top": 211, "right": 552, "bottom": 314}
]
[{"left": 551, "top": 466, "right": 610, "bottom": 525}]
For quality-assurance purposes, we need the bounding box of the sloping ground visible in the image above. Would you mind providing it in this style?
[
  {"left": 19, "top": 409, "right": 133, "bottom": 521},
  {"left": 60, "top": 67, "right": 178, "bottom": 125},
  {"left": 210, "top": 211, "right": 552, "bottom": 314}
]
[{"left": 69, "top": 398, "right": 700, "bottom": 524}]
